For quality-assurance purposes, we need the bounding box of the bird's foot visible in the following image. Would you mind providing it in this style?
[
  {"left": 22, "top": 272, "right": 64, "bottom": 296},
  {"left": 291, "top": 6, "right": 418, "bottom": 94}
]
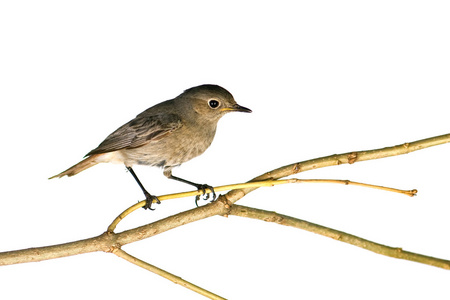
[
  {"left": 143, "top": 191, "right": 161, "bottom": 210},
  {"left": 194, "top": 184, "right": 216, "bottom": 207}
]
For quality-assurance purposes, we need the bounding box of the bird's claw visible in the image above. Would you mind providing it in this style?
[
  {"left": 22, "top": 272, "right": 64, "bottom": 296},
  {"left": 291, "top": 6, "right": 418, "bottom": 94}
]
[
  {"left": 143, "top": 192, "right": 161, "bottom": 210},
  {"left": 195, "top": 184, "right": 216, "bottom": 207}
]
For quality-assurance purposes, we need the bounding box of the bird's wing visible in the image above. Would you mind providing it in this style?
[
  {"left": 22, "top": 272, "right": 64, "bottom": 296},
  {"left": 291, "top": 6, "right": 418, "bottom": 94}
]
[{"left": 85, "top": 113, "right": 182, "bottom": 156}]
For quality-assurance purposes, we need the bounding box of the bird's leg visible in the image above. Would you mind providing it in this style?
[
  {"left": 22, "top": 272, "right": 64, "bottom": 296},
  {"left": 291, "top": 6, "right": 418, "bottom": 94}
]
[
  {"left": 170, "top": 175, "right": 217, "bottom": 207},
  {"left": 126, "top": 166, "right": 160, "bottom": 210},
  {"left": 164, "top": 168, "right": 216, "bottom": 207}
]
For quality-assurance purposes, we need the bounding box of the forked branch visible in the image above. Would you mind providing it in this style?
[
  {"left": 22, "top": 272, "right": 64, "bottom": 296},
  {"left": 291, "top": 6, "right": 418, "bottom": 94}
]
[{"left": 0, "top": 133, "right": 449, "bottom": 299}]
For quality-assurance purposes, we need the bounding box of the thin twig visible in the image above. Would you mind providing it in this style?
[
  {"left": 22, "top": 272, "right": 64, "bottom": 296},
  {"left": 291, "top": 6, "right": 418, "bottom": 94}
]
[
  {"left": 113, "top": 248, "right": 227, "bottom": 300},
  {"left": 296, "top": 179, "right": 417, "bottom": 197},
  {"left": 107, "top": 179, "right": 297, "bottom": 232},
  {"left": 107, "top": 178, "right": 414, "bottom": 232}
]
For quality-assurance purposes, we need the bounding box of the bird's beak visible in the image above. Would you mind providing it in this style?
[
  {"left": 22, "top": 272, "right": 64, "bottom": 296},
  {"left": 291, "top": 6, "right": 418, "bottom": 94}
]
[{"left": 222, "top": 104, "right": 252, "bottom": 113}]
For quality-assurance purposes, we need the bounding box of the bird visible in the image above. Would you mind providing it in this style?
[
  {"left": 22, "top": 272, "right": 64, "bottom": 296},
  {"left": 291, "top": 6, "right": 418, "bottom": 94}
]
[{"left": 49, "top": 84, "right": 252, "bottom": 209}]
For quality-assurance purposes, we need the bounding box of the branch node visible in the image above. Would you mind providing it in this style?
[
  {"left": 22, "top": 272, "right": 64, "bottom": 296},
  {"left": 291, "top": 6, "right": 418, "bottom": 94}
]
[
  {"left": 292, "top": 163, "right": 301, "bottom": 174},
  {"left": 107, "top": 240, "right": 122, "bottom": 254},
  {"left": 347, "top": 152, "right": 358, "bottom": 164},
  {"left": 218, "top": 195, "right": 233, "bottom": 216},
  {"left": 264, "top": 213, "right": 284, "bottom": 223}
]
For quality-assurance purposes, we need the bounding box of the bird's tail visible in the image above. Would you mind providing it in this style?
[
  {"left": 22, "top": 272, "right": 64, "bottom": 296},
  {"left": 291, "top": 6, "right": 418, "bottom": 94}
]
[{"left": 49, "top": 154, "right": 103, "bottom": 179}]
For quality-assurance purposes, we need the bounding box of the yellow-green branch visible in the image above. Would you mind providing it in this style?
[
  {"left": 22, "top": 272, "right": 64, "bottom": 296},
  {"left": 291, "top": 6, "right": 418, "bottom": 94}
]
[{"left": 107, "top": 179, "right": 415, "bottom": 232}]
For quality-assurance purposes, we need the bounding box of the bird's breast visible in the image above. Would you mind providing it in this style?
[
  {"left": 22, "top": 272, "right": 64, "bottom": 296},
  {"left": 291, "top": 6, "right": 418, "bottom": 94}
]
[{"left": 119, "top": 123, "right": 216, "bottom": 168}]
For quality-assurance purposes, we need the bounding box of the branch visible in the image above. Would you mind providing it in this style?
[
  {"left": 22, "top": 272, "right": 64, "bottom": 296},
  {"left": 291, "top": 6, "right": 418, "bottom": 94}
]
[
  {"left": 107, "top": 179, "right": 299, "bottom": 232},
  {"left": 107, "top": 178, "right": 414, "bottom": 232},
  {"left": 224, "top": 133, "right": 450, "bottom": 203},
  {"left": 0, "top": 133, "right": 448, "bottom": 268},
  {"left": 0, "top": 197, "right": 231, "bottom": 266},
  {"left": 229, "top": 204, "right": 450, "bottom": 270},
  {"left": 113, "top": 248, "right": 226, "bottom": 300}
]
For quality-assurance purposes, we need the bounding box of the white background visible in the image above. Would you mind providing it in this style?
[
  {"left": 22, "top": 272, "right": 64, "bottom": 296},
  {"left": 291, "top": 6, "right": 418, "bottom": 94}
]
[{"left": 1, "top": 1, "right": 449, "bottom": 299}]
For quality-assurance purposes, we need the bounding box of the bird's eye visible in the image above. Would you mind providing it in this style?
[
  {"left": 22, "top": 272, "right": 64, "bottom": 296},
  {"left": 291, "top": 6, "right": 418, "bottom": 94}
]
[{"left": 208, "top": 99, "right": 220, "bottom": 109}]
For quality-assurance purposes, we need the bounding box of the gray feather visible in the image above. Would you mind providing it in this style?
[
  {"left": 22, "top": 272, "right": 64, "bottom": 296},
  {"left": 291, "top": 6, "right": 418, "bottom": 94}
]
[{"left": 86, "top": 113, "right": 182, "bottom": 156}]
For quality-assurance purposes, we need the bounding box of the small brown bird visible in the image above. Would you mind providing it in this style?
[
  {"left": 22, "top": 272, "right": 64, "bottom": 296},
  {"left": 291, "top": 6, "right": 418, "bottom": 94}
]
[{"left": 50, "top": 84, "right": 251, "bottom": 209}]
